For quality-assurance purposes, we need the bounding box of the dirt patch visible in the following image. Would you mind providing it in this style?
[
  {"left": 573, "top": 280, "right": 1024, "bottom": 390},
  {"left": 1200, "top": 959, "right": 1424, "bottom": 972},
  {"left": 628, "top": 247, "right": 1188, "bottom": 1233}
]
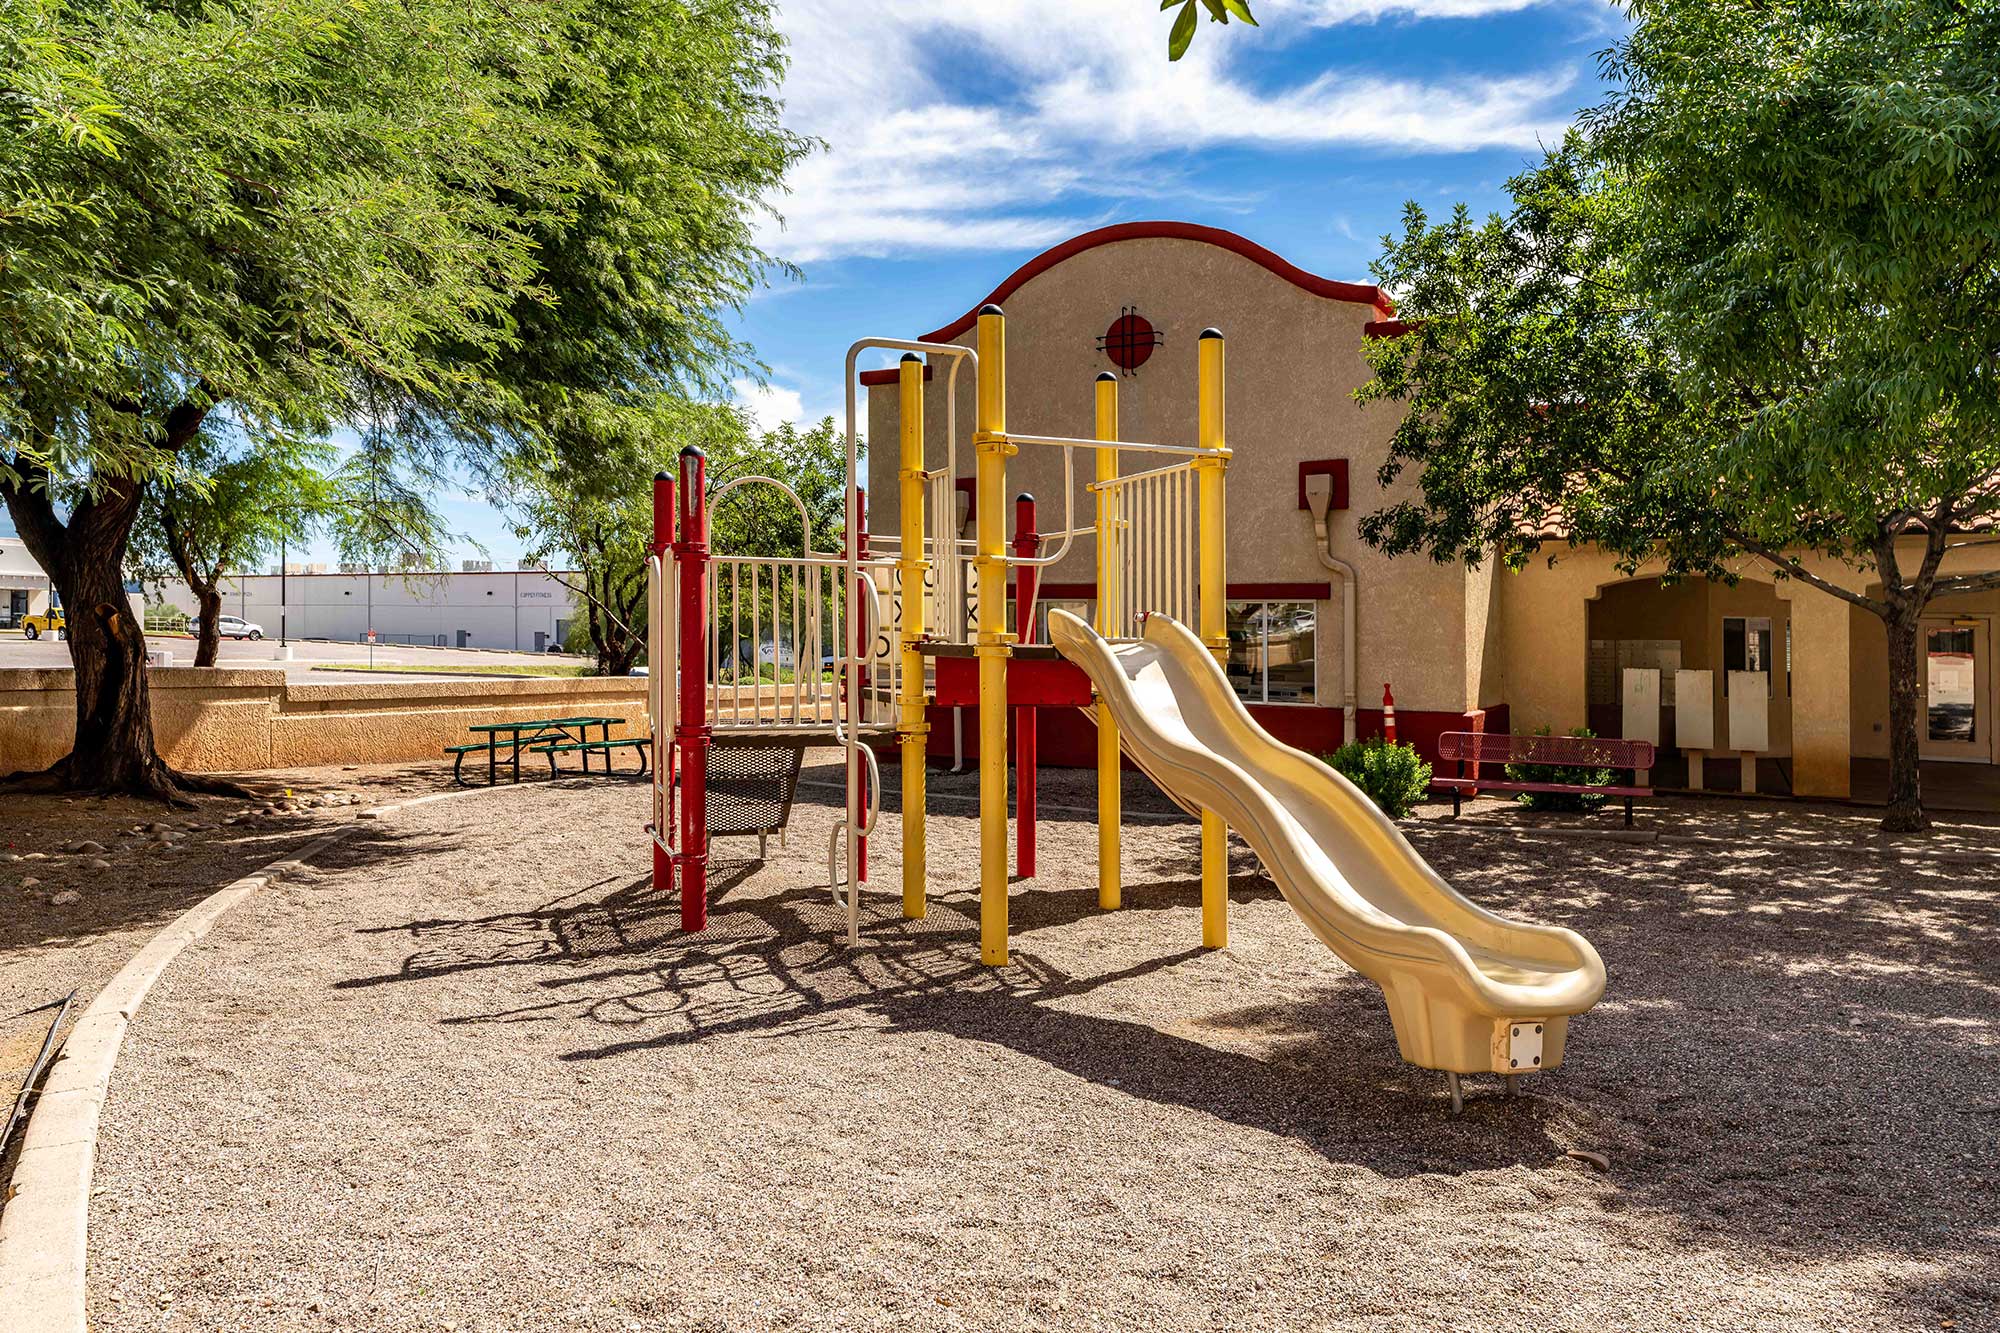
[{"left": 77, "top": 754, "right": 2000, "bottom": 1331}]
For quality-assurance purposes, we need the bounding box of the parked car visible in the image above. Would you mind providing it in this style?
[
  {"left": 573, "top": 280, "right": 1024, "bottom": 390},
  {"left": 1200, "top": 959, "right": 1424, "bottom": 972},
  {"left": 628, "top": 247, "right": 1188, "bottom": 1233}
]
[
  {"left": 20, "top": 608, "right": 65, "bottom": 641},
  {"left": 188, "top": 614, "right": 265, "bottom": 641}
]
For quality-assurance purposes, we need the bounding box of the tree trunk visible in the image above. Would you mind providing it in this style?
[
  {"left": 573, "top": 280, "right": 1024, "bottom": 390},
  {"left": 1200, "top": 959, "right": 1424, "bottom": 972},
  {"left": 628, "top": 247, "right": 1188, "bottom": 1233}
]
[
  {"left": 194, "top": 585, "right": 223, "bottom": 667},
  {"left": 1, "top": 447, "right": 246, "bottom": 803},
  {"left": 1880, "top": 606, "right": 1928, "bottom": 833},
  {"left": 589, "top": 595, "right": 618, "bottom": 676}
]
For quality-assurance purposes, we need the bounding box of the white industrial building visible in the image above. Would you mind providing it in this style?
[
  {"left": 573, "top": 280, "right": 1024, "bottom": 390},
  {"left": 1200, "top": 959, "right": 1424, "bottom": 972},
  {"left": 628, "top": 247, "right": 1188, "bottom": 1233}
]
[
  {"left": 0, "top": 536, "right": 54, "bottom": 629},
  {"left": 156, "top": 564, "right": 581, "bottom": 652}
]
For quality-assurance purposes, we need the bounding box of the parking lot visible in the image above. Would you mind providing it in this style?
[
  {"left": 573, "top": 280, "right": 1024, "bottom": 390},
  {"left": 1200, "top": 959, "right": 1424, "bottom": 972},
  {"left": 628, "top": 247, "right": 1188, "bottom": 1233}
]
[{"left": 0, "top": 631, "right": 581, "bottom": 681}]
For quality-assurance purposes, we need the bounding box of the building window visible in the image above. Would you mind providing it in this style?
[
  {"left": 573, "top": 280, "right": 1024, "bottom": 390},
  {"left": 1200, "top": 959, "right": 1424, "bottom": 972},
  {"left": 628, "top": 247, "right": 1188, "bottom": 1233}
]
[
  {"left": 1226, "top": 601, "right": 1316, "bottom": 705},
  {"left": 1033, "top": 598, "right": 1093, "bottom": 643},
  {"left": 1723, "top": 616, "right": 1775, "bottom": 696}
]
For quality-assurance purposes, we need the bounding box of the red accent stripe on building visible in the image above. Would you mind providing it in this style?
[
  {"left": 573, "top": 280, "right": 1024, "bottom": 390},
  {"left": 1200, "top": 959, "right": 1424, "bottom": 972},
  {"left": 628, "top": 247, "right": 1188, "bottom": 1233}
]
[
  {"left": 899, "top": 703, "right": 1511, "bottom": 772},
  {"left": 1035, "top": 581, "right": 1334, "bottom": 602},
  {"left": 919, "top": 222, "right": 1396, "bottom": 343},
  {"left": 1363, "top": 319, "right": 1412, "bottom": 339},
  {"left": 858, "top": 364, "right": 935, "bottom": 387}
]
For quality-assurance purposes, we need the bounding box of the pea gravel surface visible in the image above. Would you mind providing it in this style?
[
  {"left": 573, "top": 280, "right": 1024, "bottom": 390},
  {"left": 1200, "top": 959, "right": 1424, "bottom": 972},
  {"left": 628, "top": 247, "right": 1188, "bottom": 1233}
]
[{"left": 85, "top": 757, "right": 2000, "bottom": 1331}]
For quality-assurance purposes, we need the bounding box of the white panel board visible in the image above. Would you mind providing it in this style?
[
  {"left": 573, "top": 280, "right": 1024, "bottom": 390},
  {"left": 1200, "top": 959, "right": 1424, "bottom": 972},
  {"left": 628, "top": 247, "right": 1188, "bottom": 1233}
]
[
  {"left": 1675, "top": 669, "right": 1715, "bottom": 750},
  {"left": 1621, "top": 668, "right": 1661, "bottom": 746},
  {"left": 1728, "top": 672, "right": 1770, "bottom": 752}
]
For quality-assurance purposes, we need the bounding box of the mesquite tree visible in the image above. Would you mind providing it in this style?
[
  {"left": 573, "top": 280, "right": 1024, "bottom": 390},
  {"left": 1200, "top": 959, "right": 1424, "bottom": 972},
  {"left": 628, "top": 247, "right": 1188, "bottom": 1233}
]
[
  {"left": 1, "top": 0, "right": 802, "bottom": 799},
  {"left": 0, "top": 0, "right": 586, "bottom": 798},
  {"left": 1358, "top": 0, "right": 2000, "bottom": 832},
  {"left": 508, "top": 411, "right": 847, "bottom": 677},
  {"left": 129, "top": 440, "right": 335, "bottom": 666}
]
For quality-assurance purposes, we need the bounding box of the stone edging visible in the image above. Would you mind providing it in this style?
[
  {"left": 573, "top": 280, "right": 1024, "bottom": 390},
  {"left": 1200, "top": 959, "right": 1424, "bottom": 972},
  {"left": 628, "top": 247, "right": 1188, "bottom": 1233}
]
[{"left": 0, "top": 786, "right": 490, "bottom": 1332}]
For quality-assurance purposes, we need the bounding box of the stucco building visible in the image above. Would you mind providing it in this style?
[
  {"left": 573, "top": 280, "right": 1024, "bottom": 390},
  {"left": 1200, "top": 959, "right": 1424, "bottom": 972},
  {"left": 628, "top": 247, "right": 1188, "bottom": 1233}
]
[{"left": 862, "top": 221, "right": 2000, "bottom": 801}]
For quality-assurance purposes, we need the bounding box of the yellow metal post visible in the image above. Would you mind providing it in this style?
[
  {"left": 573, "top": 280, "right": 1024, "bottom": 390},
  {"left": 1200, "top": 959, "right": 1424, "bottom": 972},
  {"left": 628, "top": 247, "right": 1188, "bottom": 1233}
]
[
  {"left": 1093, "top": 372, "right": 1122, "bottom": 911},
  {"left": 1196, "top": 328, "right": 1230, "bottom": 949},
  {"left": 897, "top": 354, "right": 928, "bottom": 919},
  {"left": 974, "top": 305, "right": 1015, "bottom": 965}
]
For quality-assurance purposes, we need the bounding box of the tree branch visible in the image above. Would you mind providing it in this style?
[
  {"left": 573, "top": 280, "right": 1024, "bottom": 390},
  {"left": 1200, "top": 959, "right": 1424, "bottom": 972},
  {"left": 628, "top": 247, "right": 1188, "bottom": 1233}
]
[
  {"left": 532, "top": 564, "right": 642, "bottom": 643},
  {"left": 1928, "top": 569, "right": 2000, "bottom": 599},
  {"left": 1728, "top": 530, "right": 1889, "bottom": 617}
]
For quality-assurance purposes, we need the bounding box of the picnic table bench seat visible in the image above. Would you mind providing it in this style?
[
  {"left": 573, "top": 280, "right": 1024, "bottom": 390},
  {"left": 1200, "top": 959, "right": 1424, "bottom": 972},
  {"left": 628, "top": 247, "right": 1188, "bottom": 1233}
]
[
  {"left": 1431, "top": 731, "right": 1657, "bottom": 827},
  {"left": 528, "top": 735, "right": 652, "bottom": 779}
]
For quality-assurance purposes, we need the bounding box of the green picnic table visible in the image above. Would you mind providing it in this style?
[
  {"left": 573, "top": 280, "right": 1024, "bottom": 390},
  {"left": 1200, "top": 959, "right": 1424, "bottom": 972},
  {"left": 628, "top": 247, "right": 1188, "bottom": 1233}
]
[
  {"left": 523, "top": 717, "right": 653, "bottom": 780},
  {"left": 446, "top": 716, "right": 630, "bottom": 786}
]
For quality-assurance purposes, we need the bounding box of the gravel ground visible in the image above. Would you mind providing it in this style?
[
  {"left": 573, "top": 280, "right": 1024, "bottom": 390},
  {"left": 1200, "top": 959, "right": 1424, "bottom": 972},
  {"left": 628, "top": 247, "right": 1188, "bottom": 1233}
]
[
  {"left": 81, "top": 756, "right": 2000, "bottom": 1332},
  {"left": 0, "top": 763, "right": 449, "bottom": 1206}
]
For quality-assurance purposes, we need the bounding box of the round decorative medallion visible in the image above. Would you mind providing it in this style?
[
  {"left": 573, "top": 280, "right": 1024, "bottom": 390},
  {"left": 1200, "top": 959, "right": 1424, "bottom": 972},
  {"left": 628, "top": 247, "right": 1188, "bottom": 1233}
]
[{"left": 1098, "top": 307, "right": 1162, "bottom": 375}]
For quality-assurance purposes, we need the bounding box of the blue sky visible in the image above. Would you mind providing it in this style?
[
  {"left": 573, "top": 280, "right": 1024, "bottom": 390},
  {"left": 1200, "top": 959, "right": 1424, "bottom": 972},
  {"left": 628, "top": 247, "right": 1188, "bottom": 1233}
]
[{"left": 266, "top": 0, "right": 1624, "bottom": 568}]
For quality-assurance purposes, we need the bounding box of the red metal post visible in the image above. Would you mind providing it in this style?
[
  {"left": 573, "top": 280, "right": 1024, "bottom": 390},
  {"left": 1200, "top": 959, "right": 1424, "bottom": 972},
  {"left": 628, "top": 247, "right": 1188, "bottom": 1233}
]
[
  {"left": 651, "top": 471, "right": 674, "bottom": 894},
  {"left": 1463, "top": 707, "right": 1486, "bottom": 797},
  {"left": 852, "top": 486, "right": 869, "bottom": 884},
  {"left": 1382, "top": 682, "right": 1398, "bottom": 745},
  {"left": 1012, "top": 494, "right": 1040, "bottom": 879},
  {"left": 675, "top": 447, "right": 710, "bottom": 931}
]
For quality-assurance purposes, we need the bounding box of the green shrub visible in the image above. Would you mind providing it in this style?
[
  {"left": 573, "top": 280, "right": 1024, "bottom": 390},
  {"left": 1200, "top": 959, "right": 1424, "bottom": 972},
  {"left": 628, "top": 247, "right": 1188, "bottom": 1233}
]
[
  {"left": 1504, "top": 725, "right": 1614, "bottom": 812},
  {"left": 1325, "top": 737, "right": 1434, "bottom": 820}
]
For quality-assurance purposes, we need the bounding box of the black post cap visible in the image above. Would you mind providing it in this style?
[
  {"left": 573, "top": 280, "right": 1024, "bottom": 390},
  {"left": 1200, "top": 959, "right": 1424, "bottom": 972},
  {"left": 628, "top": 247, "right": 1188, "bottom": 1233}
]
[
  {"left": 900, "top": 352, "right": 921, "bottom": 363},
  {"left": 1096, "top": 371, "right": 1118, "bottom": 382},
  {"left": 654, "top": 470, "right": 671, "bottom": 481},
  {"left": 977, "top": 303, "right": 1004, "bottom": 316},
  {"left": 1015, "top": 492, "right": 1035, "bottom": 503},
  {"left": 679, "top": 444, "right": 706, "bottom": 458},
  {"left": 1198, "top": 327, "right": 1224, "bottom": 341}
]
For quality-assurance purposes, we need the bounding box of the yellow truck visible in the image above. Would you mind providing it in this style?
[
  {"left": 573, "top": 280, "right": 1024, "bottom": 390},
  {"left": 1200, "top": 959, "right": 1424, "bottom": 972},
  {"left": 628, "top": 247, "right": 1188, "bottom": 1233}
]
[{"left": 20, "top": 608, "right": 65, "bottom": 641}]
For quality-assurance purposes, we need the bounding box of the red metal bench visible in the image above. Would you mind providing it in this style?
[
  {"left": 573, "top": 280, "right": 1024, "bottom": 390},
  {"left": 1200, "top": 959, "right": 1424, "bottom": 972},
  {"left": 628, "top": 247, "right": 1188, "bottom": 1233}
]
[{"left": 1433, "top": 732, "right": 1656, "bottom": 827}]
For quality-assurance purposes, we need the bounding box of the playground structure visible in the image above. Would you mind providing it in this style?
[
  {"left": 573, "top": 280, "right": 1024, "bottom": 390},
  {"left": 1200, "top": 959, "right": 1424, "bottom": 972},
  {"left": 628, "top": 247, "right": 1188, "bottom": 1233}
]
[{"left": 644, "top": 306, "right": 1606, "bottom": 1096}]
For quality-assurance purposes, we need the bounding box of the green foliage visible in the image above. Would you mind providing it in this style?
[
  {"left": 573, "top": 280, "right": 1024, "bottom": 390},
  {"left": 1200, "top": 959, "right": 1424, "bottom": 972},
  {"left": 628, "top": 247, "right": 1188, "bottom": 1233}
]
[
  {"left": 141, "top": 603, "right": 188, "bottom": 632},
  {"left": 504, "top": 410, "right": 849, "bottom": 677},
  {"left": 1325, "top": 737, "right": 1433, "bottom": 820},
  {"left": 0, "top": 0, "right": 805, "bottom": 790},
  {"left": 1503, "top": 727, "right": 1614, "bottom": 813},
  {"left": 1160, "top": 0, "right": 1256, "bottom": 61},
  {"left": 1355, "top": 0, "right": 2000, "bottom": 830},
  {"left": 480, "top": 0, "right": 809, "bottom": 505},
  {"left": 128, "top": 433, "right": 340, "bottom": 660},
  {"left": 1, "top": 0, "right": 590, "bottom": 491}
]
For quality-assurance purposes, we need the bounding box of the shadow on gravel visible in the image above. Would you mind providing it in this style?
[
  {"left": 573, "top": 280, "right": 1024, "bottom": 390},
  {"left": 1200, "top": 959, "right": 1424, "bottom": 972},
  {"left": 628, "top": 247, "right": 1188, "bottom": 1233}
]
[
  {"left": 343, "top": 862, "right": 1571, "bottom": 1182},
  {"left": 340, "top": 808, "right": 2000, "bottom": 1330}
]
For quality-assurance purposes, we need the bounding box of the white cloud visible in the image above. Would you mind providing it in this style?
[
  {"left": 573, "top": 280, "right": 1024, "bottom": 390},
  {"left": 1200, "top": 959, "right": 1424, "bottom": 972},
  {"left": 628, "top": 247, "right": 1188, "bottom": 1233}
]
[
  {"left": 758, "top": 0, "right": 1580, "bottom": 262},
  {"left": 731, "top": 378, "right": 805, "bottom": 435}
]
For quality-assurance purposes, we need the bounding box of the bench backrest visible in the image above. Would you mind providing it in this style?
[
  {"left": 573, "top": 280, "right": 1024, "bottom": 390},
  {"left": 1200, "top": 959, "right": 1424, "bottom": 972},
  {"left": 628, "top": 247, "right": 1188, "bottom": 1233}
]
[{"left": 1436, "top": 731, "right": 1655, "bottom": 769}]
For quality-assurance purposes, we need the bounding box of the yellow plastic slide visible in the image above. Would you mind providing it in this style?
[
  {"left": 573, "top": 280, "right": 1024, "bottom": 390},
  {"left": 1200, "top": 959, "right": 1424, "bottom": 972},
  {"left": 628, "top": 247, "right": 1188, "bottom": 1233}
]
[{"left": 1047, "top": 609, "right": 1606, "bottom": 1080}]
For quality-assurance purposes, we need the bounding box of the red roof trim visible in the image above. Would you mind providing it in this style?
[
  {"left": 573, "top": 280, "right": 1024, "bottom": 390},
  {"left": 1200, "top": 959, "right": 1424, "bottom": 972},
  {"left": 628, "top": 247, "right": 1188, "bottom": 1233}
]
[
  {"left": 1363, "top": 319, "right": 1412, "bottom": 339},
  {"left": 918, "top": 222, "right": 1395, "bottom": 344},
  {"left": 858, "top": 364, "right": 934, "bottom": 387}
]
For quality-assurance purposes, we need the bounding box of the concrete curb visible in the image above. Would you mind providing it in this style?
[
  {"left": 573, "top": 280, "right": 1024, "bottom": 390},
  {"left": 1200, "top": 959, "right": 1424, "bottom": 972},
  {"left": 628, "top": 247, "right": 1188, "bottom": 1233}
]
[{"left": 0, "top": 785, "right": 497, "bottom": 1333}]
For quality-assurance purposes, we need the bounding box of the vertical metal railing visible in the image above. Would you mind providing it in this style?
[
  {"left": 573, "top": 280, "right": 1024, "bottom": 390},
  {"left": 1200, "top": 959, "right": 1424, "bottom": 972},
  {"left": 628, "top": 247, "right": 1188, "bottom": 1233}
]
[{"left": 1090, "top": 459, "right": 1199, "bottom": 638}]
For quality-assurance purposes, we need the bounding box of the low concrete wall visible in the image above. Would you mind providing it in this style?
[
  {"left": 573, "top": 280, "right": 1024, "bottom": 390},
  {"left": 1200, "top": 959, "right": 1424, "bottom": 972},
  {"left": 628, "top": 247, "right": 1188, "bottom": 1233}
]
[{"left": 0, "top": 669, "right": 647, "bottom": 773}]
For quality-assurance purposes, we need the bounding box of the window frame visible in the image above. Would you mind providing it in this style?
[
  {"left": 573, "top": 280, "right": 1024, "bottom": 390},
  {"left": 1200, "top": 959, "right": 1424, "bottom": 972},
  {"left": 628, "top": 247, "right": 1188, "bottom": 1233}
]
[{"left": 1225, "top": 599, "right": 1318, "bottom": 707}]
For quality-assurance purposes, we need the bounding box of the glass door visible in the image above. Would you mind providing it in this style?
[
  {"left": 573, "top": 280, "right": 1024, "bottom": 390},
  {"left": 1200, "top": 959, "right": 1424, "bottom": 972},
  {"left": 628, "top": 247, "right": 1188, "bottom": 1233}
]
[{"left": 1919, "top": 618, "right": 1990, "bottom": 762}]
